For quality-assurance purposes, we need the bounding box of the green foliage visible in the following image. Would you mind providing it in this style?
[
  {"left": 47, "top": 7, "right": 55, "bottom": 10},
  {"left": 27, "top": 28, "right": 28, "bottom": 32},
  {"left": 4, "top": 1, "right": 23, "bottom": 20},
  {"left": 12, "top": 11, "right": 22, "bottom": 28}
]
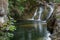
[
  {"left": 8, "top": 25, "right": 16, "bottom": 31},
  {"left": 0, "top": 15, "right": 16, "bottom": 40},
  {"left": 9, "top": 0, "right": 26, "bottom": 12},
  {"left": 7, "top": 33, "right": 14, "bottom": 38},
  {"left": 7, "top": 16, "right": 16, "bottom": 31},
  {"left": 54, "top": 0, "right": 60, "bottom": 3},
  {"left": 0, "top": 32, "right": 14, "bottom": 40},
  {"left": 9, "top": 0, "right": 38, "bottom": 18}
]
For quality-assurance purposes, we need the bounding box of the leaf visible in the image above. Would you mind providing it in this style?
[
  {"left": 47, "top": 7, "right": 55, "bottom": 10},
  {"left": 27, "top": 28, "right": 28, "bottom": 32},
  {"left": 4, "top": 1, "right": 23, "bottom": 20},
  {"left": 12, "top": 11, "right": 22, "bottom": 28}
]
[
  {"left": 7, "top": 33, "right": 14, "bottom": 38},
  {"left": 9, "top": 25, "right": 16, "bottom": 31}
]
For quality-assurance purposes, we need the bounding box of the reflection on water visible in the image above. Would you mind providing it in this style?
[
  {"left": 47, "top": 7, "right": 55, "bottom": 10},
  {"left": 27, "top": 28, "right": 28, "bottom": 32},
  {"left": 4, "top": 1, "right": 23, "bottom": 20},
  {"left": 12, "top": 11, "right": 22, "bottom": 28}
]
[
  {"left": 12, "top": 20, "right": 51, "bottom": 40},
  {"left": 12, "top": 3, "right": 55, "bottom": 40}
]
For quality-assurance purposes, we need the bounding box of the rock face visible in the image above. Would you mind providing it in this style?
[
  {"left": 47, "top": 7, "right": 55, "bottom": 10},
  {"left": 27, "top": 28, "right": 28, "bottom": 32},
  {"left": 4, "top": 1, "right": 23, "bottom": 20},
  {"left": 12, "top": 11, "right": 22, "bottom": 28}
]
[
  {"left": 47, "top": 3, "right": 57, "bottom": 34},
  {"left": 0, "top": 0, "right": 8, "bottom": 24},
  {"left": 51, "top": 5, "right": 60, "bottom": 40}
]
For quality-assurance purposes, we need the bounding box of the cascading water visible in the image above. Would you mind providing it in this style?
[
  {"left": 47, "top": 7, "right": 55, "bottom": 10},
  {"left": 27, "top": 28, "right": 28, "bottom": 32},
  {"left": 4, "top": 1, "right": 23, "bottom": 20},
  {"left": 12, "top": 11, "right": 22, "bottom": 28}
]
[
  {"left": 27, "top": 2, "right": 54, "bottom": 40},
  {"left": 32, "top": 6, "right": 44, "bottom": 21},
  {"left": 46, "top": 3, "right": 54, "bottom": 20}
]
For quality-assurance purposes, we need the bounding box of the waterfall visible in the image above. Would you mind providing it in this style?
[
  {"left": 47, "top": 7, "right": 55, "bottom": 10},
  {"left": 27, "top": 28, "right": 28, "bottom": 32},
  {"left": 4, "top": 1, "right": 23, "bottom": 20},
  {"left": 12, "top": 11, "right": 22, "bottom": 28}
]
[
  {"left": 32, "top": 6, "right": 44, "bottom": 21},
  {"left": 26, "top": 2, "right": 54, "bottom": 40},
  {"left": 46, "top": 3, "right": 54, "bottom": 20}
]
